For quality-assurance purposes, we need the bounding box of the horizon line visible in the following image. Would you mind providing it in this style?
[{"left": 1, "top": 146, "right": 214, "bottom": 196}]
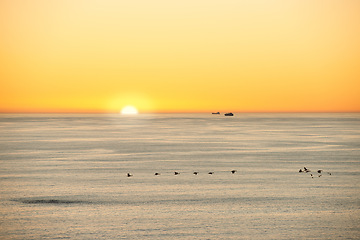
[{"left": 0, "top": 111, "right": 359, "bottom": 114}]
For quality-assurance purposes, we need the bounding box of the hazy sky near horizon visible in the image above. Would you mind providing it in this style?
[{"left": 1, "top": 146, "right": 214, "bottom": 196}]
[{"left": 1, "top": 0, "right": 359, "bottom": 113}]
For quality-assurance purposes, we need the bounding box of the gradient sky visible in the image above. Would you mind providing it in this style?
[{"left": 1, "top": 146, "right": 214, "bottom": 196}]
[{"left": 1, "top": 0, "right": 359, "bottom": 113}]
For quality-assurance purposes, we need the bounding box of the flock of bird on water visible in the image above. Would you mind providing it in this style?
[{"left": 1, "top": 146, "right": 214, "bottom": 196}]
[
  {"left": 298, "top": 167, "right": 332, "bottom": 178},
  {"left": 126, "top": 168, "right": 332, "bottom": 178},
  {"left": 126, "top": 170, "right": 238, "bottom": 177}
]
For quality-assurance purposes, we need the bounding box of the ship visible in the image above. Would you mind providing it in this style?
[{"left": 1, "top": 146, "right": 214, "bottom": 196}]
[
  {"left": 212, "top": 112, "right": 220, "bottom": 114},
  {"left": 224, "top": 113, "right": 234, "bottom": 116}
]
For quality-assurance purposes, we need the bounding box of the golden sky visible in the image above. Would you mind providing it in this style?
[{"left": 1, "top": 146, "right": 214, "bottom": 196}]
[{"left": 1, "top": 0, "right": 359, "bottom": 113}]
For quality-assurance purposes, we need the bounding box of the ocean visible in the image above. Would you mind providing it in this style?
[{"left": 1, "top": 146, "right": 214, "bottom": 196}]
[{"left": 0, "top": 113, "right": 359, "bottom": 239}]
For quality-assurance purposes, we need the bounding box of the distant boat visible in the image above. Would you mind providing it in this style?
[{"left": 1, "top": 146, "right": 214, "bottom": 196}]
[
  {"left": 212, "top": 112, "right": 220, "bottom": 114},
  {"left": 224, "top": 113, "right": 234, "bottom": 116}
]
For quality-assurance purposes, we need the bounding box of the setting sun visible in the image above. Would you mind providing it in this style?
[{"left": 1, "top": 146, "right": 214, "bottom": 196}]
[{"left": 121, "top": 106, "right": 138, "bottom": 115}]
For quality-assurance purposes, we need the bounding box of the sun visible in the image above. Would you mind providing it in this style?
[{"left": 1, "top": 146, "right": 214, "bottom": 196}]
[{"left": 121, "top": 105, "right": 138, "bottom": 115}]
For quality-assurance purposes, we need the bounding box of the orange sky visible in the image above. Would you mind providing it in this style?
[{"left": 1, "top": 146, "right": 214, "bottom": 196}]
[{"left": 1, "top": 0, "right": 359, "bottom": 113}]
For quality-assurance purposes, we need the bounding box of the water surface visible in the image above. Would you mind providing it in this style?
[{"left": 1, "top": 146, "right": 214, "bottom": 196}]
[{"left": 0, "top": 113, "right": 359, "bottom": 239}]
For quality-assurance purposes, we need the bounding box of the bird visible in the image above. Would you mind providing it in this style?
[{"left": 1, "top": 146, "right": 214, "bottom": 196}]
[
  {"left": 174, "top": 171, "right": 180, "bottom": 175},
  {"left": 299, "top": 169, "right": 303, "bottom": 173},
  {"left": 193, "top": 171, "right": 199, "bottom": 175},
  {"left": 127, "top": 173, "right": 133, "bottom": 177},
  {"left": 231, "top": 170, "right": 237, "bottom": 174},
  {"left": 208, "top": 172, "right": 214, "bottom": 175},
  {"left": 154, "top": 172, "right": 160, "bottom": 176},
  {"left": 317, "top": 170, "right": 323, "bottom": 174}
]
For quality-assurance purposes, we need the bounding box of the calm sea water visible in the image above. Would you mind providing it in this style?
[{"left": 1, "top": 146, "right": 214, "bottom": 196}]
[{"left": 0, "top": 113, "right": 359, "bottom": 239}]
